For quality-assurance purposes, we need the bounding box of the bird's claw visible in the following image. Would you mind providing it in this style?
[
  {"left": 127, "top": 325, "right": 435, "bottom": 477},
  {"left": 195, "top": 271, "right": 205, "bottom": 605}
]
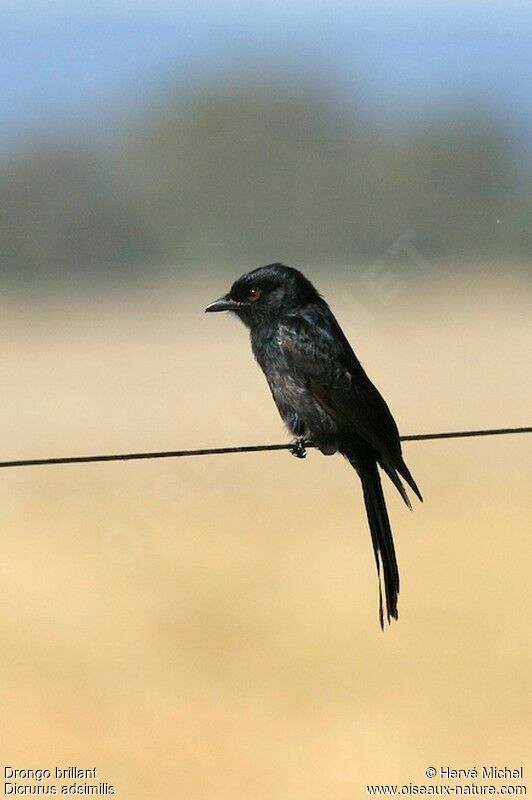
[{"left": 290, "top": 438, "right": 307, "bottom": 459}]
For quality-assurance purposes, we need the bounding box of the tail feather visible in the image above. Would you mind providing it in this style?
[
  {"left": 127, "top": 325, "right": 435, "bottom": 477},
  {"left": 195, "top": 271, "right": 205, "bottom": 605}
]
[{"left": 354, "top": 459, "right": 400, "bottom": 628}]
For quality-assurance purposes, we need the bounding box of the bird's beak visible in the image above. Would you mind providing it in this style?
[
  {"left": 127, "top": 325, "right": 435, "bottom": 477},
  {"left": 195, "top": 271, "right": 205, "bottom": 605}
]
[{"left": 205, "top": 295, "right": 240, "bottom": 313}]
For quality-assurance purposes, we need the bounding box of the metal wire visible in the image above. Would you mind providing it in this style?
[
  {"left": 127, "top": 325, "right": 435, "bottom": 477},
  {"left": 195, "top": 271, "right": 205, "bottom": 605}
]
[{"left": 0, "top": 426, "right": 529, "bottom": 470}]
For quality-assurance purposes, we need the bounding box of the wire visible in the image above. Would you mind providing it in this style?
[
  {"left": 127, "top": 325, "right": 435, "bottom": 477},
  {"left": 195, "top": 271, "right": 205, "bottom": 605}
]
[
  {"left": 401, "top": 426, "right": 532, "bottom": 442},
  {"left": 0, "top": 426, "right": 529, "bottom": 470}
]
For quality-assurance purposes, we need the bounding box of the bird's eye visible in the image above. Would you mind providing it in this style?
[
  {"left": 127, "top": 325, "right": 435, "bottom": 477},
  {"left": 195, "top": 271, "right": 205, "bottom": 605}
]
[{"left": 248, "top": 287, "right": 262, "bottom": 302}]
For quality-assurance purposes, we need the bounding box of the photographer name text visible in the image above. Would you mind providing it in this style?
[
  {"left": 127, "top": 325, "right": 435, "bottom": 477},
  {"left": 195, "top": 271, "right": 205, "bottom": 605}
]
[{"left": 439, "top": 766, "right": 523, "bottom": 780}]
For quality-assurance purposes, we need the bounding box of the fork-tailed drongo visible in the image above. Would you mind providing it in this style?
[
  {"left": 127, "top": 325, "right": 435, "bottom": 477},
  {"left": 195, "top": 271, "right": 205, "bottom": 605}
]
[{"left": 206, "top": 263, "right": 422, "bottom": 628}]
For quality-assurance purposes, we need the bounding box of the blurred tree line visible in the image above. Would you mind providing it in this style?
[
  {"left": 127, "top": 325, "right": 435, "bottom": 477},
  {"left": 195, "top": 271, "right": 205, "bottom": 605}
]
[{"left": 0, "top": 83, "right": 530, "bottom": 285}]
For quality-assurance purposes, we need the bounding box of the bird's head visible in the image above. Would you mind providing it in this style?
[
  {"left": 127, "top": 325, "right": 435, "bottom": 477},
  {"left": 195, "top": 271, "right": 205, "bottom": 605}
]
[{"left": 205, "top": 263, "right": 320, "bottom": 327}]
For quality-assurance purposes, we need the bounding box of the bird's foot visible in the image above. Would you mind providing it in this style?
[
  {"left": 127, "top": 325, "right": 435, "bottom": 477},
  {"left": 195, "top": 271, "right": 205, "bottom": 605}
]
[{"left": 290, "top": 437, "right": 307, "bottom": 459}]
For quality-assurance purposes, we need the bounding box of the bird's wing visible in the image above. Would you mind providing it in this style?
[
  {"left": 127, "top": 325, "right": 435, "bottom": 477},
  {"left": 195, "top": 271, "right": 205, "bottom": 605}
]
[
  {"left": 278, "top": 312, "right": 423, "bottom": 504},
  {"left": 277, "top": 313, "right": 402, "bottom": 460}
]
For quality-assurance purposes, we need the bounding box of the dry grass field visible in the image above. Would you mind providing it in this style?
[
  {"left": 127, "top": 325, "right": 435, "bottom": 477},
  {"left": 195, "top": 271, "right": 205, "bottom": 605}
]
[{"left": 1, "top": 264, "right": 530, "bottom": 798}]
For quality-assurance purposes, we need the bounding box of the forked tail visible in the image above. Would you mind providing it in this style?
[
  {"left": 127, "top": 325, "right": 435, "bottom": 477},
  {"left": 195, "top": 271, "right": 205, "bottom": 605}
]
[{"left": 351, "top": 458, "right": 400, "bottom": 628}]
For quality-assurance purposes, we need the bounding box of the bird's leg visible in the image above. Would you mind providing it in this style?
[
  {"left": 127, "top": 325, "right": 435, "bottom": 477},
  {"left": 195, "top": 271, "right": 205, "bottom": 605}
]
[{"left": 290, "top": 437, "right": 307, "bottom": 459}]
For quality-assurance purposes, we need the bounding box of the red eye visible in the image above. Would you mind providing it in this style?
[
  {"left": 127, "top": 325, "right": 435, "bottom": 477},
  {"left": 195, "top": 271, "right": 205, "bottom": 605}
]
[{"left": 248, "top": 287, "right": 262, "bottom": 302}]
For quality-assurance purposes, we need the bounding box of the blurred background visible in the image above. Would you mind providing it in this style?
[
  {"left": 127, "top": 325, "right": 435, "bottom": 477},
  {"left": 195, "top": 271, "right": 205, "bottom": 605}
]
[{"left": 1, "top": 1, "right": 531, "bottom": 797}]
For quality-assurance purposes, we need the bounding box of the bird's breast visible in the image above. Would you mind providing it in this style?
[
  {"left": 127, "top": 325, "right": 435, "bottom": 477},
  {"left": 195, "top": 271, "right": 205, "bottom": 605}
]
[{"left": 250, "top": 324, "right": 339, "bottom": 443}]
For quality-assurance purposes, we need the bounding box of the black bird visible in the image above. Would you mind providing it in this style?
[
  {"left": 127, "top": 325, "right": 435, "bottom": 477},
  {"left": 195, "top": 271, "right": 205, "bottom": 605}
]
[{"left": 206, "top": 263, "right": 422, "bottom": 627}]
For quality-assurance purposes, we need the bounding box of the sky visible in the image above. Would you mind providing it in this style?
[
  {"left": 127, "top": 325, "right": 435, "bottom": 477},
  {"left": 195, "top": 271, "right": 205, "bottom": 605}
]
[{"left": 1, "top": 0, "right": 531, "bottom": 148}]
